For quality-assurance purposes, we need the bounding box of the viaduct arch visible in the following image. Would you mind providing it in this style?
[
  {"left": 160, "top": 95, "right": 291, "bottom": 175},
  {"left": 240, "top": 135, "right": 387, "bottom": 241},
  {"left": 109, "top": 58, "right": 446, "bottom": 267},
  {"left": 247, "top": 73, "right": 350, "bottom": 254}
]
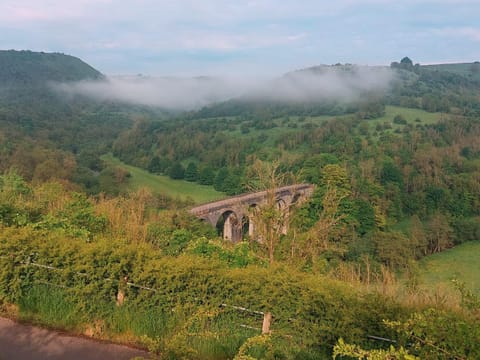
[{"left": 189, "top": 184, "right": 314, "bottom": 242}]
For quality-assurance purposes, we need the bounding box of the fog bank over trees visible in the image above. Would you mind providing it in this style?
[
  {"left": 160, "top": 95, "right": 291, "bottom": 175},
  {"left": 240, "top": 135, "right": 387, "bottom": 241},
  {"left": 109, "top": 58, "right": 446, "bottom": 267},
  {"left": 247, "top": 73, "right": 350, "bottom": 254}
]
[{"left": 53, "top": 65, "right": 395, "bottom": 110}]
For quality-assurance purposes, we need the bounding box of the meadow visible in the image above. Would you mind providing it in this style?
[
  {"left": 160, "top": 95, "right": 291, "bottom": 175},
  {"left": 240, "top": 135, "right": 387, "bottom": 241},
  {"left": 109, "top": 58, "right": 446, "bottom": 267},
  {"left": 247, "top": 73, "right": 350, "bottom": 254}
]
[
  {"left": 417, "top": 241, "right": 480, "bottom": 295},
  {"left": 101, "top": 154, "right": 225, "bottom": 204}
]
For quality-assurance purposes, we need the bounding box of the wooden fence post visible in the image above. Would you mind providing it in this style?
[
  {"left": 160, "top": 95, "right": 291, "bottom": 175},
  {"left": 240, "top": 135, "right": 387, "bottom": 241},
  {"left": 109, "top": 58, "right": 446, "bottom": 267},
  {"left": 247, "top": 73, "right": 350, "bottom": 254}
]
[
  {"left": 262, "top": 312, "right": 272, "bottom": 334},
  {"left": 116, "top": 276, "right": 128, "bottom": 306}
]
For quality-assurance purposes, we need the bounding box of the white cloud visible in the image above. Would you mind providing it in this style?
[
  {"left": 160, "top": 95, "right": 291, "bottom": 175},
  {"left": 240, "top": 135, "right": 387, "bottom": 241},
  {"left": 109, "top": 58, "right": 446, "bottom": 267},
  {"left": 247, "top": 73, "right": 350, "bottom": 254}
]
[{"left": 433, "top": 27, "right": 480, "bottom": 42}]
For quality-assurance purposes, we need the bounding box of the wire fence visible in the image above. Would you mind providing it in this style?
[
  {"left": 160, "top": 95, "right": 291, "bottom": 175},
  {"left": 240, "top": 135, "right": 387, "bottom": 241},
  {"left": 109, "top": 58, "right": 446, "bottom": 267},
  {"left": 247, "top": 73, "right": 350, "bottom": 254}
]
[{"left": 0, "top": 253, "right": 396, "bottom": 342}]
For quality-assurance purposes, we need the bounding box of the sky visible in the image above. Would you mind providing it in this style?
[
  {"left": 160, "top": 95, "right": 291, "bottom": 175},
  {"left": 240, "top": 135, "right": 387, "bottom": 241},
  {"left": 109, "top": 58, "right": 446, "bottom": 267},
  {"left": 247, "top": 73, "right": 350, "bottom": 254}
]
[{"left": 1, "top": 0, "right": 480, "bottom": 77}]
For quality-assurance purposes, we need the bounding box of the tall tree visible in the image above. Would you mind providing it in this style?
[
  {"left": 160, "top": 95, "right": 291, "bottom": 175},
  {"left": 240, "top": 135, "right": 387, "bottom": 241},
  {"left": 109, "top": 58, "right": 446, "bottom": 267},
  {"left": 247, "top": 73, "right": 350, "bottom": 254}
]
[{"left": 245, "top": 160, "right": 293, "bottom": 264}]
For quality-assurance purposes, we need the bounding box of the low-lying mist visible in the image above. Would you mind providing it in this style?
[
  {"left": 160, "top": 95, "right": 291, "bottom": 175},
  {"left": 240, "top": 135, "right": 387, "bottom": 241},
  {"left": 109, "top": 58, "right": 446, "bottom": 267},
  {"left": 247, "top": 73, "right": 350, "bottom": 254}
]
[{"left": 53, "top": 65, "right": 395, "bottom": 110}]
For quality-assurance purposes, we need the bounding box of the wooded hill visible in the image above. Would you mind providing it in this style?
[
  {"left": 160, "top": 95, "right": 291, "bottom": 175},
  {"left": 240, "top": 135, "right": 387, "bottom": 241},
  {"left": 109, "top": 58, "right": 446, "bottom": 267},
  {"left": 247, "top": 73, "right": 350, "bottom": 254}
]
[{"left": 0, "top": 50, "right": 102, "bottom": 86}]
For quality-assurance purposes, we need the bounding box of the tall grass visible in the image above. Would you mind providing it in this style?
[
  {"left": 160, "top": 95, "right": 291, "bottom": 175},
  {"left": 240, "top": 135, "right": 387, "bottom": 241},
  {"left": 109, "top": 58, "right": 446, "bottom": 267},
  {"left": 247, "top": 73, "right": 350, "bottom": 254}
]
[{"left": 18, "top": 284, "right": 78, "bottom": 329}]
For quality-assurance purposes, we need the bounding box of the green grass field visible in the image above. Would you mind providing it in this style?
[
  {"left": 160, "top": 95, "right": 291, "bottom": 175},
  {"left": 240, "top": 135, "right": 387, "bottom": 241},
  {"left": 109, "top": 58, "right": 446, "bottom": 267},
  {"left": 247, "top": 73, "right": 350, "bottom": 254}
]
[
  {"left": 368, "top": 105, "right": 444, "bottom": 130},
  {"left": 417, "top": 242, "right": 480, "bottom": 295},
  {"left": 228, "top": 106, "right": 444, "bottom": 139},
  {"left": 101, "top": 154, "right": 226, "bottom": 204}
]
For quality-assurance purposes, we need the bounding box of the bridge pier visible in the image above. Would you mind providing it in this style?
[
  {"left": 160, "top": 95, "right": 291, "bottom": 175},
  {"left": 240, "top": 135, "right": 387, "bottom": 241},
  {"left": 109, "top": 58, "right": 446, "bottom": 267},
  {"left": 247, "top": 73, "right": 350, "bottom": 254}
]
[
  {"left": 223, "top": 212, "right": 243, "bottom": 242},
  {"left": 248, "top": 219, "right": 255, "bottom": 238}
]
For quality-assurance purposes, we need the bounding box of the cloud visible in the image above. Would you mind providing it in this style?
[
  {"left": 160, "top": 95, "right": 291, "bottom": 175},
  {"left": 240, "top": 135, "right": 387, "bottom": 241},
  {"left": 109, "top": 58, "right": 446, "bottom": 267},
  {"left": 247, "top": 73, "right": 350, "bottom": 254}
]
[
  {"left": 2, "top": 0, "right": 479, "bottom": 75},
  {"left": 251, "top": 65, "right": 394, "bottom": 102},
  {"left": 432, "top": 27, "right": 480, "bottom": 42},
  {"left": 0, "top": 0, "right": 112, "bottom": 23},
  {"left": 53, "top": 65, "right": 394, "bottom": 110},
  {"left": 53, "top": 76, "right": 249, "bottom": 110}
]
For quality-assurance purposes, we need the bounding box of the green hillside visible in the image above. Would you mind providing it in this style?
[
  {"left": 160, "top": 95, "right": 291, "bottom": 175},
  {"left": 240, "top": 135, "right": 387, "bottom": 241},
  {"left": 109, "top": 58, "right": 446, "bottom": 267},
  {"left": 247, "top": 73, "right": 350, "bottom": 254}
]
[
  {"left": 422, "top": 62, "right": 480, "bottom": 81},
  {"left": 0, "top": 50, "right": 102, "bottom": 86}
]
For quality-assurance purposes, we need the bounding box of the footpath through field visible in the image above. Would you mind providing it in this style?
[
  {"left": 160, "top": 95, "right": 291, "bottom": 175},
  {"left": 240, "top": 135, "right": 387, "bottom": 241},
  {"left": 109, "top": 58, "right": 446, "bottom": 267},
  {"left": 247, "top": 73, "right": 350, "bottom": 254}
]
[{"left": 0, "top": 317, "right": 149, "bottom": 360}]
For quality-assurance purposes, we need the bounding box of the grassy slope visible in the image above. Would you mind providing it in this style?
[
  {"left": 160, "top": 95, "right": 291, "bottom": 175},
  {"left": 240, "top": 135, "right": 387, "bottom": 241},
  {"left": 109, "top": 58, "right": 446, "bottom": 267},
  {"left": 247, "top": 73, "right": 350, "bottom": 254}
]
[
  {"left": 101, "top": 154, "right": 225, "bottom": 204},
  {"left": 377, "top": 105, "right": 442, "bottom": 123},
  {"left": 417, "top": 242, "right": 480, "bottom": 295},
  {"left": 223, "top": 106, "right": 445, "bottom": 146}
]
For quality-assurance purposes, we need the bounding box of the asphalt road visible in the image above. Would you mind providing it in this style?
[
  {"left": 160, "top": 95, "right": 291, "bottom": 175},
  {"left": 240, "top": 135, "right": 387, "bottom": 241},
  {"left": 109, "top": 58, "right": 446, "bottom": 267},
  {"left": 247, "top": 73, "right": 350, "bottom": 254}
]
[{"left": 0, "top": 317, "right": 150, "bottom": 360}]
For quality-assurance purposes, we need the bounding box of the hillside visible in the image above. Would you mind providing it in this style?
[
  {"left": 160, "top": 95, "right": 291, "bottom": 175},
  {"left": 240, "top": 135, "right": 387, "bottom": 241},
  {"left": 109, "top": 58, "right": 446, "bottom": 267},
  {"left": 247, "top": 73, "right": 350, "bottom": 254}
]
[
  {"left": 0, "top": 50, "right": 102, "bottom": 87},
  {"left": 422, "top": 61, "right": 480, "bottom": 81},
  {"left": 0, "top": 51, "right": 136, "bottom": 192}
]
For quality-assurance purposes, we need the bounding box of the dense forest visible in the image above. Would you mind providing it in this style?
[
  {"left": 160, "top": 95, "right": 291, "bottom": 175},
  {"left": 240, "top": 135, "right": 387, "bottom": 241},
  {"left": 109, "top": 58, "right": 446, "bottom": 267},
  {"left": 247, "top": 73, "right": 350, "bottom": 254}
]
[{"left": 1, "top": 51, "right": 479, "bottom": 359}]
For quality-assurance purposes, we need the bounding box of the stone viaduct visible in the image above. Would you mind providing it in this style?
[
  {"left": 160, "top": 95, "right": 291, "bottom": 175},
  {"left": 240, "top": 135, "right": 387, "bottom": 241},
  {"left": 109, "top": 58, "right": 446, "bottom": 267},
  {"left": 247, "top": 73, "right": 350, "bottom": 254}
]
[{"left": 189, "top": 184, "right": 314, "bottom": 242}]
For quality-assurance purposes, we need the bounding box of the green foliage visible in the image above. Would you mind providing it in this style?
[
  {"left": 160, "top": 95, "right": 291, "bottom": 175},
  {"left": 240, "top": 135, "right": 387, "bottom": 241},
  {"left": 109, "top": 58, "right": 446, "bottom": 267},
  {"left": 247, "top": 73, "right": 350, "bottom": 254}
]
[
  {"left": 33, "top": 192, "right": 107, "bottom": 240},
  {"left": 234, "top": 334, "right": 273, "bottom": 360},
  {"left": 188, "top": 239, "right": 259, "bottom": 268},
  {"left": 333, "top": 338, "right": 417, "bottom": 360},
  {"left": 387, "top": 308, "right": 480, "bottom": 359},
  {"left": 185, "top": 162, "right": 199, "bottom": 182},
  {"left": 61, "top": 193, "right": 107, "bottom": 233},
  {"left": 393, "top": 114, "right": 408, "bottom": 125},
  {"left": 452, "top": 217, "right": 480, "bottom": 244},
  {"left": 0, "top": 223, "right": 414, "bottom": 358},
  {"left": 169, "top": 162, "right": 185, "bottom": 180},
  {"left": 380, "top": 161, "right": 403, "bottom": 186},
  {"left": 354, "top": 199, "right": 376, "bottom": 235},
  {"left": 0, "top": 169, "right": 36, "bottom": 226},
  {"left": 198, "top": 166, "right": 215, "bottom": 186},
  {"left": 370, "top": 231, "right": 414, "bottom": 269},
  {"left": 148, "top": 156, "right": 163, "bottom": 174},
  {"left": 0, "top": 169, "right": 32, "bottom": 200}
]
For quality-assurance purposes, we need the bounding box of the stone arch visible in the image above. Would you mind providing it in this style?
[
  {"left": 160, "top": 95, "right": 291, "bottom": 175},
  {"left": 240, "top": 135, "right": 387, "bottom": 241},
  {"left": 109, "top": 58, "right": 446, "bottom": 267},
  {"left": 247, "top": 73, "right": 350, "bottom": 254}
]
[
  {"left": 216, "top": 210, "right": 242, "bottom": 242},
  {"left": 291, "top": 191, "right": 302, "bottom": 205},
  {"left": 276, "top": 198, "right": 288, "bottom": 209}
]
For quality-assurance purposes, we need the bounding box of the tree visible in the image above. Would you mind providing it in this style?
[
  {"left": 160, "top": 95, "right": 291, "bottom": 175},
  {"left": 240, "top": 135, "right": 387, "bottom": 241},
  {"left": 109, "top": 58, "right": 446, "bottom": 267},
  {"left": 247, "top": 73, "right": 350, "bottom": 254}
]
[
  {"left": 305, "top": 186, "right": 347, "bottom": 260},
  {"left": 426, "top": 213, "right": 453, "bottom": 253},
  {"left": 147, "top": 156, "right": 162, "bottom": 174},
  {"left": 354, "top": 199, "right": 376, "bottom": 235},
  {"left": 198, "top": 166, "right": 215, "bottom": 185},
  {"left": 245, "top": 160, "right": 293, "bottom": 264},
  {"left": 214, "top": 167, "right": 229, "bottom": 192},
  {"left": 380, "top": 161, "right": 403, "bottom": 186},
  {"left": 184, "top": 162, "right": 198, "bottom": 182},
  {"left": 223, "top": 167, "right": 244, "bottom": 195},
  {"left": 169, "top": 162, "right": 185, "bottom": 180},
  {"left": 400, "top": 56, "right": 413, "bottom": 67},
  {"left": 371, "top": 230, "right": 413, "bottom": 269},
  {"left": 409, "top": 215, "right": 427, "bottom": 257}
]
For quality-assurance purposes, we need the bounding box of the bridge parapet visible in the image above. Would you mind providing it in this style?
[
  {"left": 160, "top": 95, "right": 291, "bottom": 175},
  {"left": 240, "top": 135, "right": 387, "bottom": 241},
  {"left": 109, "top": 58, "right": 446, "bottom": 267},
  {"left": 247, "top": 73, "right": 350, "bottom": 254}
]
[{"left": 190, "top": 184, "right": 313, "bottom": 216}]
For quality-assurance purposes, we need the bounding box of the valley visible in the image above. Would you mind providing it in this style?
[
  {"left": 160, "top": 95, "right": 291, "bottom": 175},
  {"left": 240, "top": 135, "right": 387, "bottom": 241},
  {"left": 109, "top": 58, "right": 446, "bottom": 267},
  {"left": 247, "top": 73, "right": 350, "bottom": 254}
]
[{"left": 0, "top": 50, "right": 479, "bottom": 359}]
